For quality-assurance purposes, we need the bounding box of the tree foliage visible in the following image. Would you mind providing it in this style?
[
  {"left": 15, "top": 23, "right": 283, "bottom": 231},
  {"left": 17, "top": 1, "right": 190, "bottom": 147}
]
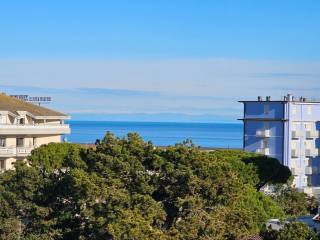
[
  {"left": 261, "top": 222, "right": 317, "bottom": 240},
  {"left": 271, "top": 184, "right": 318, "bottom": 217},
  {"left": 0, "top": 132, "right": 293, "bottom": 239}
]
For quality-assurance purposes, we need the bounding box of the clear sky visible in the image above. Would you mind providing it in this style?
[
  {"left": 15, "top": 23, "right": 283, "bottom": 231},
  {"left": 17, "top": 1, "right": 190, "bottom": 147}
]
[{"left": 0, "top": 0, "right": 320, "bottom": 122}]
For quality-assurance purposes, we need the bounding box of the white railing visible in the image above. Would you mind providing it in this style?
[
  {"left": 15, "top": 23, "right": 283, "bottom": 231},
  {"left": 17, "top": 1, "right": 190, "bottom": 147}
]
[
  {"left": 0, "top": 124, "right": 70, "bottom": 134},
  {"left": 256, "top": 129, "right": 271, "bottom": 138},
  {"left": 306, "top": 148, "right": 319, "bottom": 157},
  {"left": 0, "top": 124, "right": 69, "bottom": 129},
  {"left": 291, "top": 149, "right": 299, "bottom": 158},
  {"left": 0, "top": 146, "right": 34, "bottom": 157},
  {"left": 16, "top": 147, "right": 33, "bottom": 156},
  {"left": 292, "top": 130, "right": 303, "bottom": 139},
  {"left": 306, "top": 130, "right": 320, "bottom": 139},
  {"left": 256, "top": 148, "right": 270, "bottom": 155},
  {"left": 291, "top": 167, "right": 297, "bottom": 176},
  {"left": 0, "top": 147, "right": 16, "bottom": 156},
  {"left": 305, "top": 167, "right": 313, "bottom": 175}
]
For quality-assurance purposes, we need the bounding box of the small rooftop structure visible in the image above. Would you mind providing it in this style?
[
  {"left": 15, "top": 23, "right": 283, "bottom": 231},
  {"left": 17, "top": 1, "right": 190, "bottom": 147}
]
[
  {"left": 239, "top": 94, "right": 320, "bottom": 103},
  {"left": 0, "top": 93, "right": 68, "bottom": 119}
]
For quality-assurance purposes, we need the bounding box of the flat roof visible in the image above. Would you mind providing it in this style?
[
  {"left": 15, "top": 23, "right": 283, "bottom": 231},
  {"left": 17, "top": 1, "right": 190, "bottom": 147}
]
[
  {"left": 239, "top": 100, "right": 320, "bottom": 104},
  {"left": 238, "top": 118, "right": 288, "bottom": 121}
]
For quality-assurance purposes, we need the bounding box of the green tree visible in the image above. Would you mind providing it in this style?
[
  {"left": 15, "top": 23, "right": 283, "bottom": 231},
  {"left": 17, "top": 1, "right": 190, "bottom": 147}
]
[
  {"left": 273, "top": 185, "right": 311, "bottom": 217},
  {"left": 0, "top": 133, "right": 291, "bottom": 239},
  {"left": 261, "top": 222, "right": 317, "bottom": 240}
]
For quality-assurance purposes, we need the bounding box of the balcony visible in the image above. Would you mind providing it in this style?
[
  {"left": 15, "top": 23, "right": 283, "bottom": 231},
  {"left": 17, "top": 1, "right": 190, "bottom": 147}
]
[
  {"left": 256, "top": 148, "right": 270, "bottom": 155},
  {"left": 305, "top": 148, "right": 319, "bottom": 157},
  {"left": 256, "top": 129, "right": 271, "bottom": 138},
  {"left": 16, "top": 147, "right": 33, "bottom": 157},
  {"left": 291, "top": 167, "right": 297, "bottom": 176},
  {"left": 292, "top": 130, "right": 303, "bottom": 139},
  {"left": 306, "top": 130, "right": 320, "bottom": 139},
  {"left": 305, "top": 167, "right": 313, "bottom": 175},
  {"left": 0, "top": 147, "right": 34, "bottom": 158},
  {"left": 291, "top": 149, "right": 299, "bottom": 158},
  {"left": 0, "top": 124, "right": 70, "bottom": 135}
]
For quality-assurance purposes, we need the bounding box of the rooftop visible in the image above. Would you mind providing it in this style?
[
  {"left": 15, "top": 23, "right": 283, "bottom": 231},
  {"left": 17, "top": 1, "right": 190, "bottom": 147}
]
[
  {"left": 239, "top": 94, "right": 320, "bottom": 104},
  {"left": 0, "top": 93, "right": 68, "bottom": 118}
]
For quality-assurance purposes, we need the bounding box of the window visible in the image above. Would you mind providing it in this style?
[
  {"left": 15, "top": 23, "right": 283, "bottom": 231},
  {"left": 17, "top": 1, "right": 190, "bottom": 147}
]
[
  {"left": 16, "top": 138, "right": 24, "bottom": 147},
  {"left": 262, "top": 138, "right": 269, "bottom": 148},
  {"left": 0, "top": 115, "right": 6, "bottom": 124},
  {"left": 0, "top": 138, "right": 6, "bottom": 147},
  {"left": 307, "top": 106, "right": 312, "bottom": 115},
  {"left": 19, "top": 118, "right": 25, "bottom": 125},
  {"left": 307, "top": 177, "right": 312, "bottom": 187},
  {"left": 33, "top": 137, "right": 37, "bottom": 147},
  {"left": 0, "top": 160, "right": 4, "bottom": 170},
  {"left": 264, "top": 104, "right": 269, "bottom": 114},
  {"left": 305, "top": 158, "right": 311, "bottom": 166}
]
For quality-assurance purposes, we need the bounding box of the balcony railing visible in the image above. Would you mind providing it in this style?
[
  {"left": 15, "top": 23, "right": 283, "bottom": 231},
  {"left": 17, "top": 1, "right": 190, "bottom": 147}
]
[
  {"left": 305, "top": 148, "right": 320, "bottom": 157},
  {"left": 291, "top": 149, "right": 299, "bottom": 158},
  {"left": 0, "top": 124, "right": 70, "bottom": 135},
  {"left": 256, "top": 130, "right": 271, "bottom": 138},
  {"left": 306, "top": 130, "right": 320, "bottom": 139},
  {"left": 0, "top": 146, "right": 34, "bottom": 157},
  {"left": 305, "top": 167, "right": 313, "bottom": 175},
  {"left": 0, "top": 147, "right": 16, "bottom": 157},
  {"left": 256, "top": 148, "right": 270, "bottom": 155},
  {"left": 292, "top": 130, "right": 303, "bottom": 139},
  {"left": 291, "top": 167, "right": 297, "bottom": 176},
  {"left": 16, "top": 147, "right": 33, "bottom": 157}
]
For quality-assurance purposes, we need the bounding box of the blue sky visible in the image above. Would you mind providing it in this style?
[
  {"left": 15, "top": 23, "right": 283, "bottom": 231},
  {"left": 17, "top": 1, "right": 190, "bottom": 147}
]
[{"left": 0, "top": 0, "right": 320, "bottom": 122}]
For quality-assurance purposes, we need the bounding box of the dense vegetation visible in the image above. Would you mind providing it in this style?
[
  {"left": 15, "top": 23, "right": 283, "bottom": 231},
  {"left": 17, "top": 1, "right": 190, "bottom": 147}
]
[{"left": 0, "top": 132, "right": 318, "bottom": 239}]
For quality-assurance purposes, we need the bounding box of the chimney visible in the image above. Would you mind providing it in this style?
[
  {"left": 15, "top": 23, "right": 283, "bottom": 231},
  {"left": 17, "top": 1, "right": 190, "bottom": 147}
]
[
  {"left": 258, "top": 96, "right": 262, "bottom": 101},
  {"left": 287, "top": 94, "right": 293, "bottom": 102},
  {"left": 266, "top": 96, "right": 271, "bottom": 101}
]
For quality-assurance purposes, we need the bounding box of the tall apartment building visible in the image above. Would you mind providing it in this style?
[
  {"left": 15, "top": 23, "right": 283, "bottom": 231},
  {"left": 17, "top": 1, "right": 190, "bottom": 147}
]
[
  {"left": 240, "top": 94, "right": 320, "bottom": 197},
  {"left": 0, "top": 93, "right": 70, "bottom": 172}
]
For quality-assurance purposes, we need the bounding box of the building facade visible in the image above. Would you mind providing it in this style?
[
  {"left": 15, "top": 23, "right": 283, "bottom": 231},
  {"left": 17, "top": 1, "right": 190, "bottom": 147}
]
[
  {"left": 240, "top": 94, "right": 320, "bottom": 198},
  {"left": 0, "top": 93, "right": 70, "bottom": 172}
]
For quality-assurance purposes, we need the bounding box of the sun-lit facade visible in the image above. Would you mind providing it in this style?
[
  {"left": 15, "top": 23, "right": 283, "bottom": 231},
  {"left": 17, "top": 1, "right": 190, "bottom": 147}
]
[
  {"left": 240, "top": 94, "right": 320, "bottom": 198},
  {"left": 0, "top": 93, "right": 70, "bottom": 172}
]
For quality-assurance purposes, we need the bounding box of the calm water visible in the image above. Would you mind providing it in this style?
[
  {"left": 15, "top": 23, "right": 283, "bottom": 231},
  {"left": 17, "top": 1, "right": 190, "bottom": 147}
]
[{"left": 67, "top": 121, "right": 243, "bottom": 148}]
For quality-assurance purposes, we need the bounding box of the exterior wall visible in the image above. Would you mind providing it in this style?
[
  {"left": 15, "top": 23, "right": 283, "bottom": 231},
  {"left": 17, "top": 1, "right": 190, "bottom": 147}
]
[
  {"left": 241, "top": 99, "right": 320, "bottom": 197},
  {"left": 244, "top": 121, "right": 284, "bottom": 161},
  {"left": 0, "top": 112, "right": 67, "bottom": 172},
  {"left": 36, "top": 135, "right": 61, "bottom": 145},
  {"left": 0, "top": 105, "right": 70, "bottom": 173},
  {"left": 243, "top": 102, "right": 285, "bottom": 163},
  {"left": 0, "top": 135, "right": 62, "bottom": 172},
  {"left": 288, "top": 103, "right": 320, "bottom": 190},
  {"left": 245, "top": 102, "right": 284, "bottom": 119},
  {"left": 5, "top": 157, "right": 20, "bottom": 170}
]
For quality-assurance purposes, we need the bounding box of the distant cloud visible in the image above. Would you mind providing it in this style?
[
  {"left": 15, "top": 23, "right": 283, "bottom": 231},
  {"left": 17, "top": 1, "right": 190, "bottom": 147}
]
[
  {"left": 0, "top": 58, "right": 319, "bottom": 121},
  {"left": 252, "top": 72, "right": 315, "bottom": 78}
]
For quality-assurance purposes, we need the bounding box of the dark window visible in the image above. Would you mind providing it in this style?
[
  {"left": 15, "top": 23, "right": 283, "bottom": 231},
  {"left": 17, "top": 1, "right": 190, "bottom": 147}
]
[
  {"left": 16, "top": 138, "right": 24, "bottom": 147},
  {"left": 0, "top": 138, "right": 6, "bottom": 147},
  {"left": 19, "top": 118, "right": 25, "bottom": 125},
  {"left": 0, "top": 160, "right": 4, "bottom": 170}
]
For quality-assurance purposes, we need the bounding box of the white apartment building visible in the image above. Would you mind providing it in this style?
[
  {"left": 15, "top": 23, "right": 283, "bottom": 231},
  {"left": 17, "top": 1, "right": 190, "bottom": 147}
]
[
  {"left": 0, "top": 93, "right": 70, "bottom": 172},
  {"left": 240, "top": 94, "right": 320, "bottom": 198}
]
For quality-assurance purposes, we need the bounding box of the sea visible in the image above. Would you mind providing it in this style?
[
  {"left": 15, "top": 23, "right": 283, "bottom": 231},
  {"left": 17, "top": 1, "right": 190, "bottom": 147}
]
[{"left": 67, "top": 121, "right": 243, "bottom": 149}]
